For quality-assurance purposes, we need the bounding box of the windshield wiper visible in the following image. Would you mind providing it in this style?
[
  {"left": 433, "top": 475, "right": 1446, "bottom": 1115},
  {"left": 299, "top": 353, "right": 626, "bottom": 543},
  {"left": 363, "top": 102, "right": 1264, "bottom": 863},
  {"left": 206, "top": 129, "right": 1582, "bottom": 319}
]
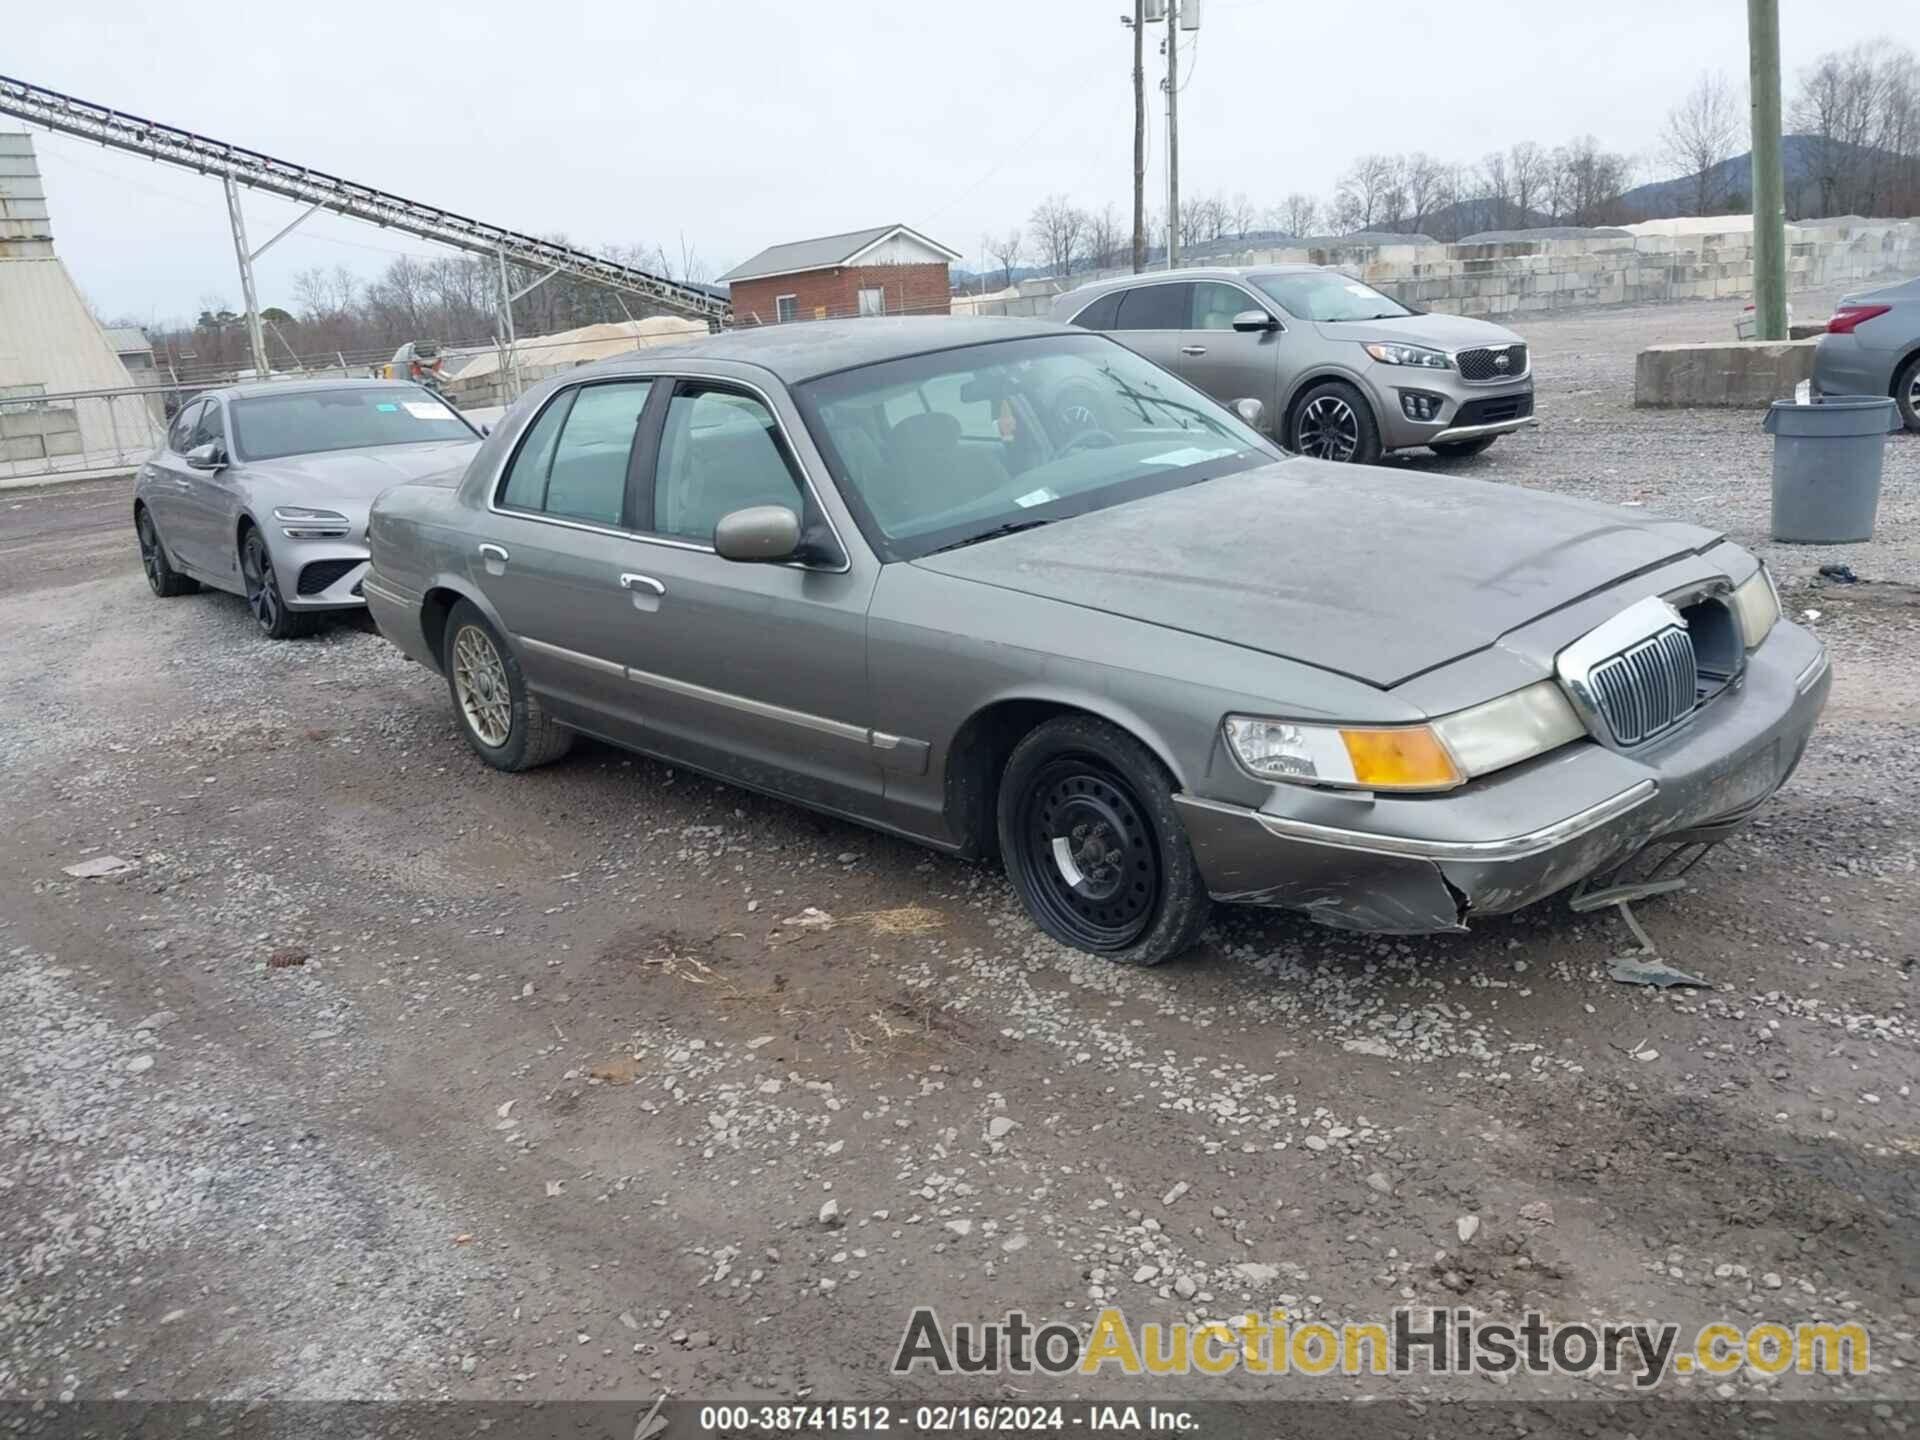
[{"left": 923, "top": 518, "right": 1053, "bottom": 556}]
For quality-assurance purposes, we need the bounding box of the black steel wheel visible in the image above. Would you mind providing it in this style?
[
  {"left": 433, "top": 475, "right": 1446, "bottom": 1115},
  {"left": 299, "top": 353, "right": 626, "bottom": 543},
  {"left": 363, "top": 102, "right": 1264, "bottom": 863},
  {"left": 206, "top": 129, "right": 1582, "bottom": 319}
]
[
  {"left": 1289, "top": 380, "right": 1382, "bottom": 464},
  {"left": 239, "top": 527, "right": 316, "bottom": 640},
  {"left": 135, "top": 505, "right": 198, "bottom": 597},
  {"left": 997, "top": 715, "right": 1210, "bottom": 966}
]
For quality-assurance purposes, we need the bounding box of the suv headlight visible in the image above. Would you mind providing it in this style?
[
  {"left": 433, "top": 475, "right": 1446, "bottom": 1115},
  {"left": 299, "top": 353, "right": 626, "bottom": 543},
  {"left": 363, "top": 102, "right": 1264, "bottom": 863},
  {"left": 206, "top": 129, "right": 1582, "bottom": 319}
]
[
  {"left": 1729, "top": 564, "right": 1780, "bottom": 649},
  {"left": 1363, "top": 341, "right": 1452, "bottom": 369},
  {"left": 1224, "top": 681, "right": 1584, "bottom": 792},
  {"left": 274, "top": 506, "right": 351, "bottom": 538}
]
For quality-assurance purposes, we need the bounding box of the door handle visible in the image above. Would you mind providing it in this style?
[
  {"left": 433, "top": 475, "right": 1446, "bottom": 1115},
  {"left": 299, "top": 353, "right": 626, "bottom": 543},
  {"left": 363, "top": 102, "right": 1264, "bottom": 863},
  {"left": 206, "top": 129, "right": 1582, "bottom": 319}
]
[
  {"left": 618, "top": 573, "right": 666, "bottom": 596},
  {"left": 1180, "top": 345, "right": 1208, "bottom": 356},
  {"left": 477, "top": 543, "right": 509, "bottom": 563}
]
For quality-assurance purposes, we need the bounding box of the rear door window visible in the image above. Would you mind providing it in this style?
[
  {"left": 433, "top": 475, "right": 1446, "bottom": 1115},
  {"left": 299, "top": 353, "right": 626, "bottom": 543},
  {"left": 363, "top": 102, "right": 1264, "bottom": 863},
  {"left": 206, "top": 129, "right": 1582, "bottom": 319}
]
[
  {"left": 1113, "top": 282, "right": 1192, "bottom": 331},
  {"left": 496, "top": 381, "right": 653, "bottom": 526}
]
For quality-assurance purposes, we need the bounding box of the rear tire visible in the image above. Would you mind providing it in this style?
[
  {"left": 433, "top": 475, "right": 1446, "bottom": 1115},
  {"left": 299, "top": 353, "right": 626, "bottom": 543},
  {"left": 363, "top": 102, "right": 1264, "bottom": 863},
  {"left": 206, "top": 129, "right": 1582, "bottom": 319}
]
[
  {"left": 1429, "top": 435, "right": 1498, "bottom": 458},
  {"left": 1289, "top": 380, "right": 1382, "bottom": 465},
  {"left": 1895, "top": 354, "right": 1920, "bottom": 433},
  {"left": 996, "top": 715, "right": 1210, "bottom": 966},
  {"left": 443, "top": 599, "right": 574, "bottom": 771},
  {"left": 135, "top": 505, "right": 198, "bottom": 597}
]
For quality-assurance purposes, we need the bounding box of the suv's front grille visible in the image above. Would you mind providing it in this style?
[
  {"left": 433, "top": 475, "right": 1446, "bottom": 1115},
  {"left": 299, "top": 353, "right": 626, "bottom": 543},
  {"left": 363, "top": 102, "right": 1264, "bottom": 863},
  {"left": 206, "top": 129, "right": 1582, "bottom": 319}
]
[
  {"left": 1588, "top": 625, "right": 1698, "bottom": 746},
  {"left": 296, "top": 558, "right": 360, "bottom": 596},
  {"left": 1455, "top": 344, "right": 1527, "bottom": 383},
  {"left": 1453, "top": 392, "right": 1534, "bottom": 427}
]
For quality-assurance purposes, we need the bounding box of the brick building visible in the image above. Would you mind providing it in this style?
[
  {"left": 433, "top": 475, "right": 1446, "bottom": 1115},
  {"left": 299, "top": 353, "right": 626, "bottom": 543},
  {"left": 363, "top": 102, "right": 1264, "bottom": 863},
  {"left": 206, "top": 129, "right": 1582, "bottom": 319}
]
[{"left": 719, "top": 224, "right": 960, "bottom": 325}]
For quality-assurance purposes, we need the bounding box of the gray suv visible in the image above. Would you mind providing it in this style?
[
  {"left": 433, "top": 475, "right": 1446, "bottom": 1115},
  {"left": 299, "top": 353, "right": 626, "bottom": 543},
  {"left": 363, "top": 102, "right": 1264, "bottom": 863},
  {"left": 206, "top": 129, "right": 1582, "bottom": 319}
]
[{"left": 1049, "top": 265, "right": 1536, "bottom": 463}]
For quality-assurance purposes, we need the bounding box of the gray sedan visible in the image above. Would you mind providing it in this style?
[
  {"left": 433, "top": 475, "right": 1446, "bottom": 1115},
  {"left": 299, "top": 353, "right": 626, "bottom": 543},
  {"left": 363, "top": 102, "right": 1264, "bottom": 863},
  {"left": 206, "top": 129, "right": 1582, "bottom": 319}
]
[
  {"left": 134, "top": 380, "right": 481, "bottom": 638},
  {"left": 364, "top": 318, "right": 1827, "bottom": 966},
  {"left": 1812, "top": 274, "right": 1920, "bottom": 430}
]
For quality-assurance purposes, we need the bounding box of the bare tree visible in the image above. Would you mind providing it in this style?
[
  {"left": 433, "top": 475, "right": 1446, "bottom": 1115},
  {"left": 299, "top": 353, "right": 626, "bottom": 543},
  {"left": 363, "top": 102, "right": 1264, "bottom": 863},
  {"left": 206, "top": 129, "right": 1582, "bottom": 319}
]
[
  {"left": 1028, "top": 195, "right": 1087, "bottom": 277},
  {"left": 1402, "top": 152, "right": 1445, "bottom": 235},
  {"left": 1224, "top": 192, "right": 1257, "bottom": 239},
  {"left": 1478, "top": 151, "right": 1513, "bottom": 230},
  {"left": 1508, "top": 141, "right": 1549, "bottom": 224},
  {"left": 1275, "top": 192, "right": 1319, "bottom": 236},
  {"left": 1083, "top": 203, "right": 1126, "bottom": 272},
  {"left": 1660, "top": 71, "right": 1744, "bottom": 215},
  {"left": 1336, "top": 154, "right": 1398, "bottom": 230},
  {"left": 1791, "top": 40, "right": 1920, "bottom": 218},
  {"left": 986, "top": 229, "right": 1025, "bottom": 289},
  {"left": 1550, "top": 136, "right": 1635, "bottom": 226}
]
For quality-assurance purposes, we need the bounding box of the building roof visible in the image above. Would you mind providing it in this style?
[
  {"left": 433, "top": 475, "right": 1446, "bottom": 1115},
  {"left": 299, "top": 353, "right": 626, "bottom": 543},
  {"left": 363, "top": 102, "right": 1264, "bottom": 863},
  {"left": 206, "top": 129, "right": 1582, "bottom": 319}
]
[
  {"left": 103, "top": 326, "right": 152, "bottom": 356},
  {"left": 717, "top": 224, "right": 962, "bottom": 285},
  {"left": 567, "top": 315, "right": 1069, "bottom": 386}
]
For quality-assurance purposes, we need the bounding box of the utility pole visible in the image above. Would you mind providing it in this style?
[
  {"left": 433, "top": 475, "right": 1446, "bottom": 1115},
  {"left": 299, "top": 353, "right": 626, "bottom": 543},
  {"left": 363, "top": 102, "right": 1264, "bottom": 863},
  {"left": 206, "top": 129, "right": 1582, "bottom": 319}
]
[
  {"left": 1131, "top": 0, "right": 1146, "bottom": 272},
  {"left": 222, "top": 176, "right": 270, "bottom": 380},
  {"left": 1747, "top": 0, "right": 1787, "bottom": 341},
  {"left": 1165, "top": 0, "right": 1180, "bottom": 270}
]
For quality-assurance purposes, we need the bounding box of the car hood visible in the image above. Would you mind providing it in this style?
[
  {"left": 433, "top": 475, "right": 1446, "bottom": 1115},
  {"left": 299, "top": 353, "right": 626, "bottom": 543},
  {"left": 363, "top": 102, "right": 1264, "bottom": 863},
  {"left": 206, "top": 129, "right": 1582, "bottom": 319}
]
[
  {"left": 911, "top": 459, "right": 1721, "bottom": 688},
  {"left": 244, "top": 440, "right": 478, "bottom": 506},
  {"left": 1312, "top": 311, "right": 1524, "bottom": 350}
]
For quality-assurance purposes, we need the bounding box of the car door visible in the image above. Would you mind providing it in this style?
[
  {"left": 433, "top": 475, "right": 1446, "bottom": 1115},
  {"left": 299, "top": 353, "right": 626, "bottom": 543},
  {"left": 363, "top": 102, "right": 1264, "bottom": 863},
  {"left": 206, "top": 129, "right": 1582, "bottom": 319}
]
[
  {"left": 1177, "top": 280, "right": 1284, "bottom": 427},
  {"left": 611, "top": 377, "right": 883, "bottom": 815},
  {"left": 464, "top": 378, "right": 665, "bottom": 737},
  {"left": 174, "top": 398, "right": 241, "bottom": 576},
  {"left": 1107, "top": 280, "right": 1192, "bottom": 375},
  {"left": 140, "top": 400, "right": 203, "bottom": 557}
]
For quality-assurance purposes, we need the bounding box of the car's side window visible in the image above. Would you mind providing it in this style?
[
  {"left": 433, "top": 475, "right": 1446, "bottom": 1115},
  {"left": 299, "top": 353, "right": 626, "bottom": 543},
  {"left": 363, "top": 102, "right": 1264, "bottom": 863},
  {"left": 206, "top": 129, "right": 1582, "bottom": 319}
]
[
  {"left": 651, "top": 385, "right": 803, "bottom": 546},
  {"left": 188, "top": 401, "right": 226, "bottom": 452},
  {"left": 1069, "top": 290, "right": 1122, "bottom": 331},
  {"left": 1190, "top": 282, "right": 1253, "bottom": 330},
  {"left": 1113, "top": 282, "right": 1192, "bottom": 331},
  {"left": 496, "top": 381, "right": 652, "bottom": 527},
  {"left": 167, "top": 400, "right": 203, "bottom": 453}
]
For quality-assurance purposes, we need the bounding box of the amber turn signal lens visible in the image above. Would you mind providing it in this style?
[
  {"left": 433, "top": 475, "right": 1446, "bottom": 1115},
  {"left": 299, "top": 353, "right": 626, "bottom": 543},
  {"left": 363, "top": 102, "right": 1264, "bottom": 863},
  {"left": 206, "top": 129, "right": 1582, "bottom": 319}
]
[{"left": 1338, "top": 727, "right": 1462, "bottom": 790}]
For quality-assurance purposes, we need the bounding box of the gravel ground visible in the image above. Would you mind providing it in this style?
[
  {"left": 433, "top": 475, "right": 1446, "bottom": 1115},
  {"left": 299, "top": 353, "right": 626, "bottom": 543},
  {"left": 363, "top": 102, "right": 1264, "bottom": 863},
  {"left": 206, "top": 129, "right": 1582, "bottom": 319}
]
[{"left": 0, "top": 286, "right": 1915, "bottom": 1427}]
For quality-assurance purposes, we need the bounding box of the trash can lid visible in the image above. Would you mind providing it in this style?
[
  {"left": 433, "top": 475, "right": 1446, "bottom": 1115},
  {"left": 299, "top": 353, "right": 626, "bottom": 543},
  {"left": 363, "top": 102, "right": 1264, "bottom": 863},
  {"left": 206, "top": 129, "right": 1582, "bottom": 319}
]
[{"left": 1764, "top": 395, "right": 1900, "bottom": 437}]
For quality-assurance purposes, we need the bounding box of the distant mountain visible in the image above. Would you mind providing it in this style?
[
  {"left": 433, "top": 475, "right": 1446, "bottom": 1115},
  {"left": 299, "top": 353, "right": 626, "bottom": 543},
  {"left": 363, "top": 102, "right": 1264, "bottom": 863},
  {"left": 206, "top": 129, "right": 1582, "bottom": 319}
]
[{"left": 1619, "top": 133, "right": 1898, "bottom": 219}]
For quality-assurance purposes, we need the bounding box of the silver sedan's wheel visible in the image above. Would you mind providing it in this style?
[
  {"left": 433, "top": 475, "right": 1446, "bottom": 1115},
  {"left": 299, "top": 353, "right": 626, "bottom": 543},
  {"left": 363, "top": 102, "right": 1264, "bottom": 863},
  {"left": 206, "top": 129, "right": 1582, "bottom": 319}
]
[
  {"left": 1897, "top": 355, "right": 1920, "bottom": 432},
  {"left": 1297, "top": 395, "right": 1360, "bottom": 460},
  {"left": 441, "top": 599, "right": 574, "bottom": 772},
  {"left": 452, "top": 624, "right": 513, "bottom": 748}
]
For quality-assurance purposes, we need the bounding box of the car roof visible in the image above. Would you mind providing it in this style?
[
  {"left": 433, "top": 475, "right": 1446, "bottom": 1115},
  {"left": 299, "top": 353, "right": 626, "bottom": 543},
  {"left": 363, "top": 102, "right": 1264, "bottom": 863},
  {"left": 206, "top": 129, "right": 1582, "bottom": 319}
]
[
  {"left": 205, "top": 378, "right": 436, "bottom": 403},
  {"left": 572, "top": 316, "right": 1073, "bottom": 385},
  {"left": 1054, "top": 264, "right": 1323, "bottom": 302}
]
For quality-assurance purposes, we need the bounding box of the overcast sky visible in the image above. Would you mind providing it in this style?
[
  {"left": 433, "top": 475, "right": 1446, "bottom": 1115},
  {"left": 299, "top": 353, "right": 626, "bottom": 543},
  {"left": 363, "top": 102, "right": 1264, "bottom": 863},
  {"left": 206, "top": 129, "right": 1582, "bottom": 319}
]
[{"left": 7, "top": 0, "right": 1900, "bottom": 326}]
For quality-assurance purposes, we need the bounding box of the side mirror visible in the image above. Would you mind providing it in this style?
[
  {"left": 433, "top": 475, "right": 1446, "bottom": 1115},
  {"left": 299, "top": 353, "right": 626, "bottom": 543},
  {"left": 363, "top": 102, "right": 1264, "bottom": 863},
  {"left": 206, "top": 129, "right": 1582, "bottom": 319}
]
[
  {"left": 1229, "top": 397, "right": 1267, "bottom": 431},
  {"left": 714, "top": 505, "right": 802, "bottom": 563},
  {"left": 185, "top": 442, "right": 226, "bottom": 471},
  {"left": 1232, "top": 309, "right": 1280, "bottom": 333}
]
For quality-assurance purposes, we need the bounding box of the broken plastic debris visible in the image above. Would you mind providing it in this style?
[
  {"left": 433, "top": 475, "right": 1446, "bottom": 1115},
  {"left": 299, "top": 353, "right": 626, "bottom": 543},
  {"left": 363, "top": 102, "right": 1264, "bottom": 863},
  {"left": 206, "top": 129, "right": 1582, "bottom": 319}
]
[
  {"left": 1610, "top": 955, "right": 1710, "bottom": 989},
  {"left": 780, "top": 907, "right": 836, "bottom": 930},
  {"left": 63, "top": 855, "right": 136, "bottom": 879}
]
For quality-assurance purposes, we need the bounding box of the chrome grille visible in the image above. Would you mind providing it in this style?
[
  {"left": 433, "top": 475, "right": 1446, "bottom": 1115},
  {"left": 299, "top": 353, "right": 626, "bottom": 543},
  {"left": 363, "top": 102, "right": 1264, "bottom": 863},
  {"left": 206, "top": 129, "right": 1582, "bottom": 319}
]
[
  {"left": 1588, "top": 625, "right": 1698, "bottom": 746},
  {"left": 1455, "top": 343, "right": 1527, "bottom": 383}
]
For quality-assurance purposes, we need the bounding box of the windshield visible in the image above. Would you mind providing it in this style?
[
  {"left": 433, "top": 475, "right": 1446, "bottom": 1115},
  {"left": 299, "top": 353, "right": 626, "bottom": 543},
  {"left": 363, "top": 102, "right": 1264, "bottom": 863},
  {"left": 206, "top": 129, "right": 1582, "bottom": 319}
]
[
  {"left": 793, "top": 333, "right": 1275, "bottom": 561},
  {"left": 1253, "top": 272, "right": 1412, "bottom": 322},
  {"left": 229, "top": 387, "right": 476, "bottom": 462}
]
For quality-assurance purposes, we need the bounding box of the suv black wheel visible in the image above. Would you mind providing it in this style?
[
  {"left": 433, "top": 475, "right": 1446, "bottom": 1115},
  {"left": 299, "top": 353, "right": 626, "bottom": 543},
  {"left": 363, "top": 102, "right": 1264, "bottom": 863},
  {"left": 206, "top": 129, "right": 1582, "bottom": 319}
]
[
  {"left": 443, "top": 600, "right": 574, "bottom": 771},
  {"left": 997, "top": 715, "right": 1210, "bottom": 966},
  {"left": 1290, "top": 380, "right": 1382, "bottom": 464},
  {"left": 135, "top": 505, "right": 199, "bottom": 597}
]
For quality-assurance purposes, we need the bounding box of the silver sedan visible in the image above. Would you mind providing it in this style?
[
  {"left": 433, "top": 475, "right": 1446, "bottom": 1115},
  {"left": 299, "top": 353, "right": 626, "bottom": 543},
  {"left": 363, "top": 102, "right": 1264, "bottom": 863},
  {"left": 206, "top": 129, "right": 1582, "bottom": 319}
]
[
  {"left": 363, "top": 318, "right": 1827, "bottom": 967},
  {"left": 133, "top": 379, "right": 481, "bottom": 638}
]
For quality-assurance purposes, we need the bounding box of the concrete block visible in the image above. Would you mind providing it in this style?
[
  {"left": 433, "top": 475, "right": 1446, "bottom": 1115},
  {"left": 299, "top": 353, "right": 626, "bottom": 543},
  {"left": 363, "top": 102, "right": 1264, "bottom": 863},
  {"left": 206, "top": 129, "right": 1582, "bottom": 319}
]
[{"left": 1634, "top": 339, "right": 1818, "bottom": 408}]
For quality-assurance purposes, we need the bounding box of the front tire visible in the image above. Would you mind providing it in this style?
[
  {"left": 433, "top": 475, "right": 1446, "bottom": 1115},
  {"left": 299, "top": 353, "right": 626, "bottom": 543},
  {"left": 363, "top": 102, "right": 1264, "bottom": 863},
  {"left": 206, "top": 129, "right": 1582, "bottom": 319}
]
[
  {"left": 1429, "top": 435, "right": 1498, "bottom": 458},
  {"left": 135, "top": 505, "right": 199, "bottom": 597},
  {"left": 1895, "top": 354, "right": 1920, "bottom": 433},
  {"left": 996, "top": 715, "right": 1210, "bottom": 966},
  {"left": 443, "top": 600, "right": 574, "bottom": 771},
  {"left": 239, "top": 527, "right": 316, "bottom": 639},
  {"left": 1289, "top": 381, "right": 1382, "bottom": 464}
]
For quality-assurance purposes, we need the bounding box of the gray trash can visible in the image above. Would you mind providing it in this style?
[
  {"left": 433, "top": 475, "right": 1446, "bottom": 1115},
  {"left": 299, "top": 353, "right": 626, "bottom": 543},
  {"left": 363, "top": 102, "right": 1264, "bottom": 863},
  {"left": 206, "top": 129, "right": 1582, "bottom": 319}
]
[{"left": 1765, "top": 396, "right": 1899, "bottom": 544}]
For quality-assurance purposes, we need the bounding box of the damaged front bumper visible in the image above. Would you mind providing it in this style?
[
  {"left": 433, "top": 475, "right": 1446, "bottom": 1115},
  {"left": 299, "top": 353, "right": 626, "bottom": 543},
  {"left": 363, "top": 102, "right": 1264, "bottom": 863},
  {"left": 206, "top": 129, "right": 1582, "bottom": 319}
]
[{"left": 1173, "top": 621, "right": 1832, "bottom": 934}]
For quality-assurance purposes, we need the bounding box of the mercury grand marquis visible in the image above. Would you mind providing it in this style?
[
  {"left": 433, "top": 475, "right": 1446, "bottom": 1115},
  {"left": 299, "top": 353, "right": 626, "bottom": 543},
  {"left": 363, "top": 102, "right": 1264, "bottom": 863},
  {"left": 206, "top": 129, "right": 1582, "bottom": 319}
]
[{"left": 362, "top": 318, "right": 1829, "bottom": 966}]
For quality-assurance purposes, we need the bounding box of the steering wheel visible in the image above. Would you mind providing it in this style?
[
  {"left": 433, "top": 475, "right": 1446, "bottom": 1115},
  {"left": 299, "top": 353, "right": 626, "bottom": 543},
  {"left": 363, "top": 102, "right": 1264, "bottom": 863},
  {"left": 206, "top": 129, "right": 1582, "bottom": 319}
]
[{"left": 1058, "top": 428, "right": 1118, "bottom": 457}]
